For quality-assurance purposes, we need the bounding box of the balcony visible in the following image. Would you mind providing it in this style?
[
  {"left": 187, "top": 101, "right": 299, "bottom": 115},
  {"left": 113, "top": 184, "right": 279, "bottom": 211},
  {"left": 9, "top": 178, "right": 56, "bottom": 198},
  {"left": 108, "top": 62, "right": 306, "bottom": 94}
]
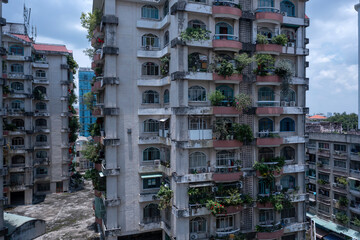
[
  {"left": 185, "top": 39, "right": 212, "bottom": 48},
  {"left": 185, "top": 1, "right": 212, "bottom": 14},
  {"left": 256, "top": 44, "right": 283, "bottom": 55},
  {"left": 350, "top": 169, "right": 360, "bottom": 179},
  {"left": 212, "top": 106, "right": 240, "bottom": 116},
  {"left": 91, "top": 80, "right": 102, "bottom": 93},
  {"left": 176, "top": 172, "right": 213, "bottom": 183},
  {"left": 212, "top": 73, "right": 242, "bottom": 83},
  {"left": 138, "top": 136, "right": 171, "bottom": 146},
  {"left": 284, "top": 222, "right": 307, "bottom": 234},
  {"left": 283, "top": 164, "right": 307, "bottom": 174},
  {"left": 350, "top": 203, "right": 360, "bottom": 215},
  {"left": 256, "top": 105, "right": 283, "bottom": 116},
  {"left": 212, "top": 35, "right": 242, "bottom": 52},
  {"left": 189, "top": 205, "right": 210, "bottom": 217},
  {"left": 317, "top": 149, "right": 330, "bottom": 157},
  {"left": 137, "top": 46, "right": 170, "bottom": 58},
  {"left": 212, "top": 2, "right": 242, "bottom": 19},
  {"left": 213, "top": 140, "right": 242, "bottom": 149},
  {"left": 255, "top": 75, "right": 281, "bottom": 84},
  {"left": 138, "top": 108, "right": 171, "bottom": 116},
  {"left": 213, "top": 166, "right": 242, "bottom": 182},
  {"left": 137, "top": 76, "right": 171, "bottom": 87},
  {"left": 255, "top": 8, "right": 283, "bottom": 24},
  {"left": 351, "top": 152, "right": 360, "bottom": 161},
  {"left": 283, "top": 16, "right": 309, "bottom": 26},
  {"left": 184, "top": 72, "right": 212, "bottom": 81},
  {"left": 256, "top": 224, "right": 284, "bottom": 240},
  {"left": 257, "top": 132, "right": 283, "bottom": 147},
  {"left": 6, "top": 54, "right": 25, "bottom": 61},
  {"left": 333, "top": 151, "right": 348, "bottom": 160},
  {"left": 7, "top": 72, "right": 25, "bottom": 79},
  {"left": 136, "top": 15, "right": 170, "bottom": 30},
  {"left": 188, "top": 129, "right": 212, "bottom": 141},
  {"left": 140, "top": 217, "right": 161, "bottom": 231},
  {"left": 139, "top": 192, "right": 158, "bottom": 203},
  {"left": 282, "top": 46, "right": 309, "bottom": 56},
  {"left": 34, "top": 158, "right": 50, "bottom": 166},
  {"left": 139, "top": 162, "right": 170, "bottom": 176}
]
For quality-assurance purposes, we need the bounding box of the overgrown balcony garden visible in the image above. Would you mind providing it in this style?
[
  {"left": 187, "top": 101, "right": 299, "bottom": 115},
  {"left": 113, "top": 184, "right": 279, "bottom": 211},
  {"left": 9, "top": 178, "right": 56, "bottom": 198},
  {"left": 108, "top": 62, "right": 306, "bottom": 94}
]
[{"left": 255, "top": 33, "right": 288, "bottom": 54}]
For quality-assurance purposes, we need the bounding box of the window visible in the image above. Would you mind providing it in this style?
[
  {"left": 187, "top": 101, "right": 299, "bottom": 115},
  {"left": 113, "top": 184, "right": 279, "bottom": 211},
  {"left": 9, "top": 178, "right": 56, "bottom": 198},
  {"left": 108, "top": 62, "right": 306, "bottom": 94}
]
[
  {"left": 143, "top": 177, "right": 161, "bottom": 189},
  {"left": 163, "top": 0, "right": 169, "bottom": 16},
  {"left": 281, "top": 146, "right": 295, "bottom": 160},
  {"left": 164, "top": 89, "right": 169, "bottom": 104},
  {"left": 10, "top": 64, "right": 23, "bottom": 73},
  {"left": 258, "top": 87, "right": 275, "bottom": 106},
  {"left": 259, "top": 148, "right": 274, "bottom": 162},
  {"left": 35, "top": 70, "right": 46, "bottom": 78},
  {"left": 36, "top": 102, "right": 47, "bottom": 110},
  {"left": 319, "top": 142, "right": 329, "bottom": 149},
  {"left": 258, "top": 0, "right": 274, "bottom": 8},
  {"left": 12, "top": 155, "right": 25, "bottom": 165},
  {"left": 188, "top": 52, "right": 208, "bottom": 72},
  {"left": 9, "top": 45, "right": 24, "bottom": 55},
  {"left": 189, "top": 118, "right": 208, "bottom": 130},
  {"left": 281, "top": 89, "right": 296, "bottom": 103},
  {"left": 142, "top": 62, "right": 159, "bottom": 76},
  {"left": 142, "top": 34, "right": 160, "bottom": 49},
  {"left": 318, "top": 158, "right": 329, "bottom": 165},
  {"left": 280, "top": 175, "right": 296, "bottom": 190},
  {"left": 11, "top": 100, "right": 24, "bottom": 110},
  {"left": 259, "top": 179, "right": 274, "bottom": 194},
  {"left": 188, "top": 86, "right": 206, "bottom": 102},
  {"left": 259, "top": 27, "right": 273, "bottom": 39},
  {"left": 12, "top": 119, "right": 24, "bottom": 128},
  {"left": 189, "top": 152, "right": 207, "bottom": 172},
  {"left": 190, "top": 217, "right": 206, "bottom": 233},
  {"left": 11, "top": 82, "right": 24, "bottom": 91},
  {"left": 34, "top": 86, "right": 46, "bottom": 95},
  {"left": 37, "top": 183, "right": 50, "bottom": 192},
  {"left": 12, "top": 137, "right": 24, "bottom": 146},
  {"left": 35, "top": 119, "right": 47, "bottom": 127},
  {"left": 319, "top": 188, "right": 329, "bottom": 197},
  {"left": 36, "top": 134, "right": 47, "bottom": 142},
  {"left": 334, "top": 144, "right": 347, "bottom": 152},
  {"left": 36, "top": 167, "right": 48, "bottom": 175},
  {"left": 216, "top": 150, "right": 235, "bottom": 167},
  {"left": 280, "top": 118, "right": 295, "bottom": 132},
  {"left": 143, "top": 204, "right": 160, "bottom": 223},
  {"left": 334, "top": 160, "right": 346, "bottom": 169},
  {"left": 164, "top": 31, "right": 169, "bottom": 47},
  {"left": 215, "top": 22, "right": 234, "bottom": 40},
  {"left": 259, "top": 210, "right": 274, "bottom": 224},
  {"left": 259, "top": 118, "right": 274, "bottom": 132},
  {"left": 318, "top": 173, "right": 329, "bottom": 182},
  {"left": 36, "top": 151, "right": 48, "bottom": 159},
  {"left": 281, "top": 206, "right": 295, "bottom": 219},
  {"left": 143, "top": 119, "right": 159, "bottom": 132},
  {"left": 142, "top": 90, "right": 159, "bottom": 104},
  {"left": 351, "top": 144, "right": 360, "bottom": 154},
  {"left": 143, "top": 147, "right": 160, "bottom": 161},
  {"left": 216, "top": 215, "right": 234, "bottom": 232},
  {"left": 216, "top": 85, "right": 234, "bottom": 104},
  {"left": 141, "top": 5, "right": 159, "bottom": 19},
  {"left": 308, "top": 169, "right": 316, "bottom": 178},
  {"left": 188, "top": 20, "right": 206, "bottom": 29},
  {"left": 280, "top": 0, "right": 295, "bottom": 17}
]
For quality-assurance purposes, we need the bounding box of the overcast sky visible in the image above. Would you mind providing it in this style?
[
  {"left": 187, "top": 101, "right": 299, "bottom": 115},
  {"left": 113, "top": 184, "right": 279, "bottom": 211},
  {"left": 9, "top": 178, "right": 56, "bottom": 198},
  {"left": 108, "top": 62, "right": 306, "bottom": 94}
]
[{"left": 3, "top": 0, "right": 360, "bottom": 115}]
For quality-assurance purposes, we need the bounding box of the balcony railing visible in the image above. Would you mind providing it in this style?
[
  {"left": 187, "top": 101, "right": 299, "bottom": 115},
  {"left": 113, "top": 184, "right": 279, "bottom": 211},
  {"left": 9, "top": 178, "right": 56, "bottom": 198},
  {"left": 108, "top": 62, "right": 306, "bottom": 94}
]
[
  {"left": 213, "top": 34, "right": 238, "bottom": 40},
  {"left": 142, "top": 216, "right": 161, "bottom": 224},
  {"left": 257, "top": 101, "right": 280, "bottom": 107},
  {"left": 255, "top": 7, "right": 280, "bottom": 13}
]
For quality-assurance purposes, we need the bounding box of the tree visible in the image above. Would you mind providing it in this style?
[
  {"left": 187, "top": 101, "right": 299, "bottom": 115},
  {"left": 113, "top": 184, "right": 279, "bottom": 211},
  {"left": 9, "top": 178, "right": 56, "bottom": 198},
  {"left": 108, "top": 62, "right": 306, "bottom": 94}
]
[
  {"left": 83, "top": 92, "right": 96, "bottom": 111},
  {"left": 326, "top": 112, "right": 358, "bottom": 131},
  {"left": 80, "top": 9, "right": 103, "bottom": 42}
]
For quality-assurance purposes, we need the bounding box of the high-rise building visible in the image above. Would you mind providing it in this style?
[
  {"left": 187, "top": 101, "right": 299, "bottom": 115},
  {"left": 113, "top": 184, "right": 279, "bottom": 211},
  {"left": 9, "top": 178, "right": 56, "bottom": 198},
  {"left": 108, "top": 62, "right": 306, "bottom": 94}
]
[
  {"left": 79, "top": 67, "right": 96, "bottom": 137},
  {"left": 306, "top": 122, "right": 360, "bottom": 240},
  {"left": 1, "top": 22, "right": 75, "bottom": 205},
  {"left": 90, "top": 0, "right": 309, "bottom": 239}
]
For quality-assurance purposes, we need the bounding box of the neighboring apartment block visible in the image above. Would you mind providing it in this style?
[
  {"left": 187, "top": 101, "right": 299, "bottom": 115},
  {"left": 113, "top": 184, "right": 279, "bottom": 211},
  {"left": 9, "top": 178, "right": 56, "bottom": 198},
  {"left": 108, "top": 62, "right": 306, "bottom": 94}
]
[
  {"left": 79, "top": 67, "right": 96, "bottom": 137},
  {"left": 306, "top": 123, "right": 360, "bottom": 240},
  {"left": 1, "top": 22, "right": 75, "bottom": 205},
  {"left": 90, "top": 0, "right": 309, "bottom": 239}
]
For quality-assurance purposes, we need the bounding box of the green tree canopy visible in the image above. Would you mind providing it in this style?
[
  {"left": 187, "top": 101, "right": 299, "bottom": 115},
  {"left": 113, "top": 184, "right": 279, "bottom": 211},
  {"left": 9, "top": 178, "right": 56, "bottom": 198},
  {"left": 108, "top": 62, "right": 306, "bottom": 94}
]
[{"left": 325, "top": 112, "right": 358, "bottom": 131}]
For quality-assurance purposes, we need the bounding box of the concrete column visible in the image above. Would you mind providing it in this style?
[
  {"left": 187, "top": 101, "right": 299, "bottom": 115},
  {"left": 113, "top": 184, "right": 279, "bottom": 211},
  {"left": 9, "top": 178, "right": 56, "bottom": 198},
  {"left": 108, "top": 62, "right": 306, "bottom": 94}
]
[{"left": 355, "top": 2, "right": 360, "bottom": 128}]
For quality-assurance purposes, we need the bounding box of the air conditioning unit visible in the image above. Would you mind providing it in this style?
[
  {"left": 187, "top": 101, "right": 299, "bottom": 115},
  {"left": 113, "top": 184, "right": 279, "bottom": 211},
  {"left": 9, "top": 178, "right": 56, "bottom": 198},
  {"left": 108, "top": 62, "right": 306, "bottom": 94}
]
[
  {"left": 190, "top": 233, "right": 198, "bottom": 240},
  {"left": 212, "top": 186, "right": 218, "bottom": 192},
  {"left": 145, "top": 45, "right": 150, "bottom": 50},
  {"left": 276, "top": 185, "right": 283, "bottom": 191},
  {"left": 290, "top": 101, "right": 296, "bottom": 107},
  {"left": 283, "top": 218, "right": 292, "bottom": 225},
  {"left": 154, "top": 159, "right": 160, "bottom": 165}
]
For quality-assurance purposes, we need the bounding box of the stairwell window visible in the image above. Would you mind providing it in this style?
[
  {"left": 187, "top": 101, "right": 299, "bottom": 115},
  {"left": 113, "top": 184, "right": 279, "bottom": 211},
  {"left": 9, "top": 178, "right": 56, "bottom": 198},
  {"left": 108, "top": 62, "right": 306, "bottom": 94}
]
[
  {"left": 143, "top": 119, "right": 159, "bottom": 133},
  {"left": 35, "top": 70, "right": 46, "bottom": 78},
  {"left": 12, "top": 137, "right": 24, "bottom": 146},
  {"left": 188, "top": 86, "right": 206, "bottom": 102},
  {"left": 142, "top": 62, "right": 159, "bottom": 76},
  {"left": 190, "top": 217, "right": 207, "bottom": 233},
  {"left": 10, "top": 64, "right": 23, "bottom": 73},
  {"left": 143, "top": 147, "right": 160, "bottom": 161},
  {"left": 141, "top": 5, "right": 159, "bottom": 20},
  {"left": 9, "top": 45, "right": 24, "bottom": 56}
]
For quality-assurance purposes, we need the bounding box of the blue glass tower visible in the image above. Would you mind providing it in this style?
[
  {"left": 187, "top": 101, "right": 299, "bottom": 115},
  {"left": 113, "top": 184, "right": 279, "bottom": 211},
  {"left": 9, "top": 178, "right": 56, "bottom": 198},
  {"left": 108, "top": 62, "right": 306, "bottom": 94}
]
[{"left": 78, "top": 68, "right": 96, "bottom": 137}]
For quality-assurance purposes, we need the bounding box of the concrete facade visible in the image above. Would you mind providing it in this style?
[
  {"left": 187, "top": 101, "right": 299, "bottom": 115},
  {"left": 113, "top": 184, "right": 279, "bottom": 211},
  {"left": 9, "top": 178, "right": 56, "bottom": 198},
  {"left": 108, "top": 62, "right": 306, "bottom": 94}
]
[
  {"left": 79, "top": 67, "right": 96, "bottom": 137},
  {"left": 91, "top": 0, "right": 309, "bottom": 239},
  {"left": 306, "top": 130, "right": 360, "bottom": 239},
  {"left": 1, "top": 23, "right": 74, "bottom": 205}
]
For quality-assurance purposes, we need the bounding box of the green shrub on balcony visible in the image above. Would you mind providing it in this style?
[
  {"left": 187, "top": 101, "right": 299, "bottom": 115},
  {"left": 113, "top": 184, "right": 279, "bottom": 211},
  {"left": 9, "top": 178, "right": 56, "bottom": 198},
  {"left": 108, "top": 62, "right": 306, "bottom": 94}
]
[
  {"left": 80, "top": 8, "right": 103, "bottom": 42},
  {"left": 3, "top": 85, "right": 10, "bottom": 94},
  {"left": 157, "top": 183, "right": 173, "bottom": 210},
  {"left": 206, "top": 200, "right": 225, "bottom": 215},
  {"left": 337, "top": 177, "right": 348, "bottom": 186},
  {"left": 336, "top": 213, "right": 349, "bottom": 225},
  {"left": 3, "top": 122, "right": 17, "bottom": 131},
  {"left": 232, "top": 123, "right": 253, "bottom": 143},
  {"left": 216, "top": 59, "right": 234, "bottom": 77},
  {"left": 209, "top": 90, "right": 226, "bottom": 106},
  {"left": 339, "top": 197, "right": 349, "bottom": 207},
  {"left": 254, "top": 54, "right": 275, "bottom": 76},
  {"left": 180, "top": 28, "right": 211, "bottom": 42},
  {"left": 275, "top": 59, "right": 293, "bottom": 96},
  {"left": 256, "top": 34, "right": 269, "bottom": 44},
  {"left": 82, "top": 141, "right": 102, "bottom": 163},
  {"left": 160, "top": 56, "right": 170, "bottom": 76},
  {"left": 188, "top": 187, "right": 213, "bottom": 205},
  {"left": 234, "top": 93, "right": 252, "bottom": 112},
  {"left": 353, "top": 217, "right": 360, "bottom": 227},
  {"left": 33, "top": 89, "right": 45, "bottom": 100},
  {"left": 271, "top": 34, "right": 288, "bottom": 46},
  {"left": 241, "top": 194, "right": 253, "bottom": 205},
  {"left": 253, "top": 157, "right": 285, "bottom": 177},
  {"left": 234, "top": 53, "right": 254, "bottom": 74},
  {"left": 89, "top": 122, "right": 101, "bottom": 137},
  {"left": 317, "top": 179, "right": 329, "bottom": 185}
]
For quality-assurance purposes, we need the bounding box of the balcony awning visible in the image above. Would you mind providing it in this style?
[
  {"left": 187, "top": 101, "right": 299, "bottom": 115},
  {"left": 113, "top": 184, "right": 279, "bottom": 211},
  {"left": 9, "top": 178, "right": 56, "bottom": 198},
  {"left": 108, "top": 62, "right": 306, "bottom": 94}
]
[
  {"left": 348, "top": 177, "right": 360, "bottom": 181},
  {"left": 159, "top": 118, "right": 169, "bottom": 122},
  {"left": 141, "top": 174, "right": 162, "bottom": 179},
  {"left": 189, "top": 182, "right": 213, "bottom": 188}
]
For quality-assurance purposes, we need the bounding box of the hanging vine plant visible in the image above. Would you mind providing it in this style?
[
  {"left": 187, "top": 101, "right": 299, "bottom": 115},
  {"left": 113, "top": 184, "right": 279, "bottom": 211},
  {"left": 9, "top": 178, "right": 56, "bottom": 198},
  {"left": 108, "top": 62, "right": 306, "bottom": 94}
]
[
  {"left": 160, "top": 56, "right": 170, "bottom": 76},
  {"left": 233, "top": 93, "right": 252, "bottom": 112},
  {"left": 157, "top": 183, "right": 173, "bottom": 210},
  {"left": 275, "top": 59, "right": 294, "bottom": 97}
]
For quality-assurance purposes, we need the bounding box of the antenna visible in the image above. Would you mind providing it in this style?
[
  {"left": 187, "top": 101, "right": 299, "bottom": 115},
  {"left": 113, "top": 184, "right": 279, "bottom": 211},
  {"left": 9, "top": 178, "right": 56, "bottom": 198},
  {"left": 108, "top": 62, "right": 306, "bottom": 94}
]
[{"left": 23, "top": 4, "right": 31, "bottom": 35}]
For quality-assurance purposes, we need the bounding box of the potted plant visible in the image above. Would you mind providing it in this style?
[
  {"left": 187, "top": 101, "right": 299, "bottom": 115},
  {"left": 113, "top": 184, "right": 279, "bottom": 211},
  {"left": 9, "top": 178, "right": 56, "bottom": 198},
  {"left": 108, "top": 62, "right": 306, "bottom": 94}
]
[
  {"left": 336, "top": 212, "right": 349, "bottom": 225},
  {"left": 234, "top": 53, "right": 254, "bottom": 74},
  {"left": 271, "top": 34, "right": 288, "bottom": 46},
  {"left": 254, "top": 54, "right": 275, "bottom": 76},
  {"left": 256, "top": 34, "right": 269, "bottom": 45},
  {"left": 180, "top": 28, "right": 211, "bottom": 42},
  {"left": 157, "top": 183, "right": 173, "bottom": 210},
  {"left": 209, "top": 90, "right": 225, "bottom": 106}
]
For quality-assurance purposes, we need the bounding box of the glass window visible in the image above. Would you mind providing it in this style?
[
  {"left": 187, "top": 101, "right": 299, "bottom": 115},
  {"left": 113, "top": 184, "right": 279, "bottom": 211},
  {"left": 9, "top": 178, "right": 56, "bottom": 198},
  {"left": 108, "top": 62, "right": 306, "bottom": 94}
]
[
  {"left": 259, "top": 147, "right": 274, "bottom": 162},
  {"left": 142, "top": 34, "right": 160, "bottom": 49},
  {"left": 35, "top": 70, "right": 46, "bottom": 78},
  {"left": 35, "top": 119, "right": 47, "bottom": 127},
  {"left": 36, "top": 102, "right": 47, "bottom": 110},
  {"left": 36, "top": 134, "right": 47, "bottom": 142},
  {"left": 9, "top": 45, "right": 24, "bottom": 55},
  {"left": 164, "top": 89, "right": 169, "bottom": 104},
  {"left": 280, "top": 175, "right": 296, "bottom": 190},
  {"left": 190, "top": 217, "right": 206, "bottom": 233},
  {"left": 189, "top": 152, "right": 207, "bottom": 172},
  {"left": 36, "top": 151, "right": 48, "bottom": 158},
  {"left": 141, "top": 5, "right": 159, "bottom": 19},
  {"left": 143, "top": 119, "right": 159, "bottom": 132},
  {"left": 11, "top": 100, "right": 24, "bottom": 110},
  {"left": 216, "top": 85, "right": 234, "bottom": 104},
  {"left": 259, "top": 0, "right": 274, "bottom": 8},
  {"left": 215, "top": 22, "right": 234, "bottom": 40},
  {"left": 281, "top": 146, "right": 295, "bottom": 160},
  {"left": 216, "top": 150, "right": 235, "bottom": 167},
  {"left": 318, "top": 173, "right": 329, "bottom": 182},
  {"left": 281, "top": 206, "right": 295, "bottom": 219},
  {"left": 280, "top": 118, "right": 295, "bottom": 132},
  {"left": 36, "top": 167, "right": 48, "bottom": 175},
  {"left": 319, "top": 142, "right": 329, "bottom": 149},
  {"left": 143, "top": 203, "right": 160, "bottom": 223},
  {"left": 10, "top": 64, "right": 23, "bottom": 73},
  {"left": 34, "top": 86, "right": 46, "bottom": 95},
  {"left": 334, "top": 160, "right": 346, "bottom": 169},
  {"left": 11, "top": 82, "right": 24, "bottom": 91},
  {"left": 281, "top": 89, "right": 296, "bottom": 103},
  {"left": 259, "top": 210, "right": 274, "bottom": 224},
  {"left": 189, "top": 118, "right": 208, "bottom": 130},
  {"left": 143, "top": 178, "right": 161, "bottom": 189},
  {"left": 12, "top": 137, "right": 24, "bottom": 146},
  {"left": 143, "top": 147, "right": 160, "bottom": 161},
  {"left": 258, "top": 87, "right": 275, "bottom": 106},
  {"left": 142, "top": 62, "right": 159, "bottom": 76},
  {"left": 188, "top": 86, "right": 206, "bottom": 102},
  {"left": 280, "top": 0, "right": 295, "bottom": 17},
  {"left": 12, "top": 119, "right": 24, "bottom": 128},
  {"left": 142, "top": 90, "right": 159, "bottom": 104},
  {"left": 12, "top": 155, "right": 25, "bottom": 165},
  {"left": 259, "top": 179, "right": 274, "bottom": 194},
  {"left": 188, "top": 20, "right": 206, "bottom": 29},
  {"left": 259, "top": 118, "right": 274, "bottom": 132},
  {"left": 334, "top": 144, "right": 347, "bottom": 152},
  {"left": 164, "top": 31, "right": 169, "bottom": 47},
  {"left": 216, "top": 215, "right": 234, "bottom": 232}
]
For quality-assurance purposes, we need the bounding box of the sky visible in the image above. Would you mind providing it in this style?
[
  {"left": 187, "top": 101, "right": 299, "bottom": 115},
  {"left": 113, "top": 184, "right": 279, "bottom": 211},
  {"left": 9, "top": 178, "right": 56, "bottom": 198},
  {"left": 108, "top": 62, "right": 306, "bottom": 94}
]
[{"left": 3, "top": 0, "right": 360, "bottom": 115}]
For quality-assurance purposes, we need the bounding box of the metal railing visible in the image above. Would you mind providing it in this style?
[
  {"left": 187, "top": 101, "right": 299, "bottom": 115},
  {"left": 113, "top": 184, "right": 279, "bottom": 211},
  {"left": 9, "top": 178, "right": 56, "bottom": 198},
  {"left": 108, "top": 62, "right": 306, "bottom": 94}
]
[
  {"left": 256, "top": 101, "right": 281, "bottom": 107},
  {"left": 213, "top": 34, "right": 239, "bottom": 41},
  {"left": 255, "top": 7, "right": 280, "bottom": 13}
]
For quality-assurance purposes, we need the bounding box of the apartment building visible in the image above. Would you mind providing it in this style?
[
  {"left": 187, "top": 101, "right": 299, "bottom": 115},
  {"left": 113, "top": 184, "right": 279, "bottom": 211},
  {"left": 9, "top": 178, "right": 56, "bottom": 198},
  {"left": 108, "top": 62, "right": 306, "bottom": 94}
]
[
  {"left": 79, "top": 67, "right": 96, "bottom": 137},
  {"left": 1, "top": 22, "right": 75, "bottom": 205},
  {"left": 306, "top": 123, "right": 360, "bottom": 240},
  {"left": 90, "top": 0, "right": 309, "bottom": 239}
]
